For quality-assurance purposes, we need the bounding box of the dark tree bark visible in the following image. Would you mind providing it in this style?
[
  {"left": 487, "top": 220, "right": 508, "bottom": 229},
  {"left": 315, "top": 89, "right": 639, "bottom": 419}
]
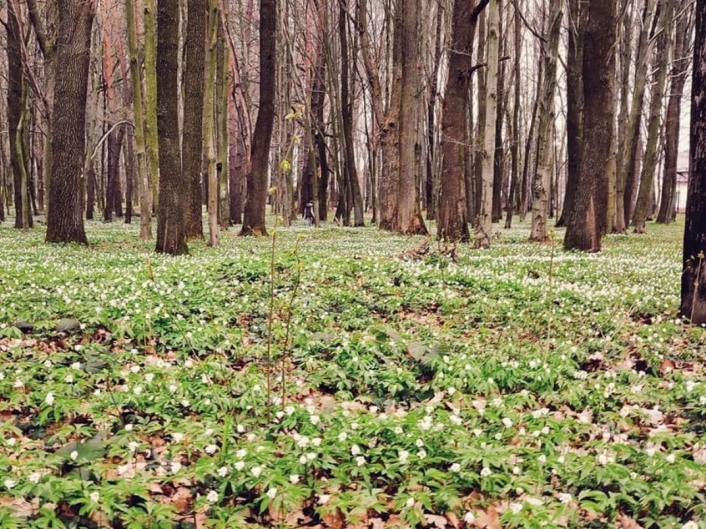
[
  {"left": 564, "top": 0, "right": 617, "bottom": 251},
  {"left": 183, "top": 0, "right": 207, "bottom": 239},
  {"left": 45, "top": 0, "right": 94, "bottom": 244},
  {"left": 86, "top": 165, "right": 96, "bottom": 220},
  {"left": 155, "top": 0, "right": 188, "bottom": 254},
  {"left": 682, "top": 0, "right": 706, "bottom": 324},
  {"left": 437, "top": 0, "right": 487, "bottom": 241},
  {"left": 104, "top": 125, "right": 125, "bottom": 222},
  {"left": 125, "top": 127, "right": 136, "bottom": 224},
  {"left": 241, "top": 0, "right": 277, "bottom": 236}
]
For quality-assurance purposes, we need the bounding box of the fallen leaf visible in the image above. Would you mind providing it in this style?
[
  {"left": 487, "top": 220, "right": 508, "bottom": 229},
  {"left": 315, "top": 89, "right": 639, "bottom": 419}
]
[{"left": 425, "top": 514, "right": 448, "bottom": 528}]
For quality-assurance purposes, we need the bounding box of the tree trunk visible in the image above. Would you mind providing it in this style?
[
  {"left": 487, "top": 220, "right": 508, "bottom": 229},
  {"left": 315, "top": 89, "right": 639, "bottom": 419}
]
[
  {"left": 126, "top": 0, "right": 153, "bottom": 239},
  {"left": 657, "top": 7, "right": 691, "bottom": 224},
  {"left": 426, "top": 5, "right": 444, "bottom": 221},
  {"left": 437, "top": 0, "right": 485, "bottom": 242},
  {"left": 155, "top": 0, "right": 188, "bottom": 254},
  {"left": 125, "top": 128, "right": 135, "bottom": 224},
  {"left": 564, "top": 0, "right": 617, "bottom": 251},
  {"left": 7, "top": 2, "right": 32, "bottom": 229},
  {"left": 338, "top": 0, "right": 364, "bottom": 227},
  {"left": 395, "top": 0, "right": 427, "bottom": 235},
  {"left": 617, "top": 0, "right": 657, "bottom": 231},
  {"left": 144, "top": 0, "right": 160, "bottom": 211},
  {"left": 491, "top": 0, "right": 504, "bottom": 224},
  {"left": 183, "top": 0, "right": 207, "bottom": 239},
  {"left": 240, "top": 0, "right": 277, "bottom": 236},
  {"left": 612, "top": 0, "right": 633, "bottom": 231},
  {"left": 218, "top": 13, "right": 231, "bottom": 230},
  {"left": 682, "top": 0, "right": 706, "bottom": 323},
  {"left": 473, "top": 10, "right": 487, "bottom": 220},
  {"left": 530, "top": 0, "right": 562, "bottom": 242},
  {"left": 633, "top": 0, "right": 674, "bottom": 233},
  {"left": 46, "top": 0, "right": 94, "bottom": 244},
  {"left": 556, "top": 0, "right": 585, "bottom": 228},
  {"left": 504, "top": 0, "right": 522, "bottom": 229},
  {"left": 475, "top": 0, "right": 499, "bottom": 249},
  {"left": 204, "top": 0, "right": 219, "bottom": 245}
]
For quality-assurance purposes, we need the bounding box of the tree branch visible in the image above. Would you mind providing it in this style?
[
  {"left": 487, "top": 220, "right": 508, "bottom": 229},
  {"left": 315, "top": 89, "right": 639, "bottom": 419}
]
[
  {"left": 26, "top": 0, "right": 50, "bottom": 57},
  {"left": 471, "top": 0, "right": 490, "bottom": 21}
]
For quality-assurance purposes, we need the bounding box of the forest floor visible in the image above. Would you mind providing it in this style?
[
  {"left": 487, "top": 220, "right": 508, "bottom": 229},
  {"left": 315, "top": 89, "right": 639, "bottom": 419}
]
[{"left": 0, "top": 217, "right": 705, "bottom": 529}]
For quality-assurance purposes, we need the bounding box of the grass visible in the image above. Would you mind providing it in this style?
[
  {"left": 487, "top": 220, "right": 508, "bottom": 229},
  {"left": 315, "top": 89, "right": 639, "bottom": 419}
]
[{"left": 0, "top": 216, "right": 704, "bottom": 528}]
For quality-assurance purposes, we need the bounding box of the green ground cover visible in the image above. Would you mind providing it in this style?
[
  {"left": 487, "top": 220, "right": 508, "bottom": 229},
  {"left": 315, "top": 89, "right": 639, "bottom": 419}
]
[{"left": 0, "top": 218, "right": 704, "bottom": 528}]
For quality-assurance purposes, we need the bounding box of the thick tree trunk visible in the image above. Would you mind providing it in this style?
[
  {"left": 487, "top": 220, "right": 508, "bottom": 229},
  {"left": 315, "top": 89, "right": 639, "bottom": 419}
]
[
  {"left": 395, "top": 0, "right": 427, "bottom": 235},
  {"left": 564, "top": 0, "right": 617, "bottom": 251},
  {"left": 183, "top": 0, "right": 207, "bottom": 239},
  {"left": 475, "top": 0, "right": 499, "bottom": 249},
  {"left": 530, "top": 0, "right": 562, "bottom": 242},
  {"left": 46, "top": 0, "right": 94, "bottom": 244},
  {"left": 437, "top": 0, "right": 485, "bottom": 242},
  {"left": 633, "top": 0, "right": 674, "bottom": 233},
  {"left": 155, "top": 0, "right": 188, "bottom": 254},
  {"left": 240, "top": 0, "right": 277, "bottom": 236},
  {"left": 682, "top": 0, "right": 706, "bottom": 324}
]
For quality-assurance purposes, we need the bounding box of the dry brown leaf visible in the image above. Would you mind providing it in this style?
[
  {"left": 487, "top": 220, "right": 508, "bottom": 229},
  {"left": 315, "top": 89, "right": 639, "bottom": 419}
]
[
  {"left": 322, "top": 508, "right": 345, "bottom": 529},
  {"left": 472, "top": 507, "right": 501, "bottom": 529},
  {"left": 425, "top": 514, "right": 449, "bottom": 528},
  {"left": 446, "top": 511, "right": 460, "bottom": 529},
  {"left": 659, "top": 359, "right": 675, "bottom": 376}
]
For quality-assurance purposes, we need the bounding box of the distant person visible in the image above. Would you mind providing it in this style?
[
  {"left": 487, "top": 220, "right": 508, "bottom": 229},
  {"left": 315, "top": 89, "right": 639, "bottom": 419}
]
[{"left": 304, "top": 202, "right": 315, "bottom": 226}]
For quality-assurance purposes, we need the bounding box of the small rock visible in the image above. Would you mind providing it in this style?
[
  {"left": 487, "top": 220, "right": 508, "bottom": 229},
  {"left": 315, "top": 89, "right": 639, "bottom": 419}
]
[{"left": 56, "top": 318, "right": 81, "bottom": 334}]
